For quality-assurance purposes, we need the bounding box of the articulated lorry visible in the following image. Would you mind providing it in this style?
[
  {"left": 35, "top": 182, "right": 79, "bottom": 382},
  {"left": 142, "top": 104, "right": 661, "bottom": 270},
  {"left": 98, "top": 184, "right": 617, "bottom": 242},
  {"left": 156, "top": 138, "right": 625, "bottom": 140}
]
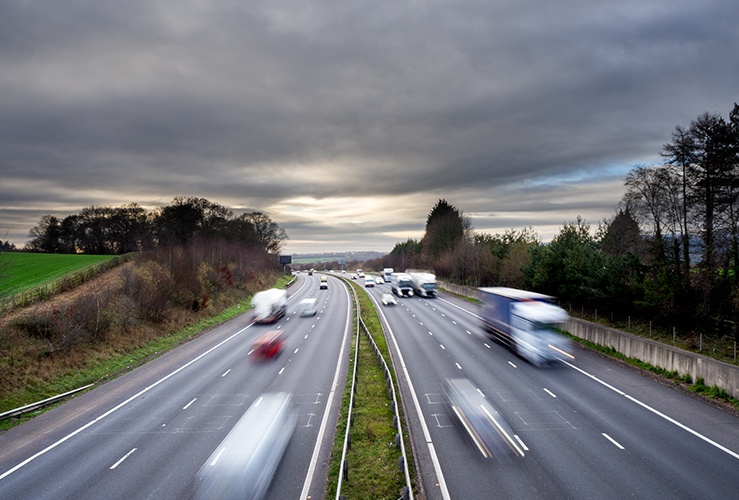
[
  {"left": 479, "top": 287, "right": 571, "bottom": 365},
  {"left": 410, "top": 272, "right": 437, "bottom": 298},
  {"left": 251, "top": 288, "right": 287, "bottom": 324},
  {"left": 390, "top": 272, "right": 414, "bottom": 297}
]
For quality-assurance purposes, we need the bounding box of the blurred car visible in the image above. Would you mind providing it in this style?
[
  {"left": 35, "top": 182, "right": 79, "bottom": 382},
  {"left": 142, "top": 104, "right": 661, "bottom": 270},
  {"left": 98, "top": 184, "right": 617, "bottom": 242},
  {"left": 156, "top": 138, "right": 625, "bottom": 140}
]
[
  {"left": 381, "top": 293, "right": 398, "bottom": 305},
  {"left": 250, "top": 330, "right": 285, "bottom": 359},
  {"left": 193, "top": 392, "right": 297, "bottom": 500},
  {"left": 351, "top": 274, "right": 357, "bottom": 279},
  {"left": 375, "top": 277, "right": 384, "bottom": 285},
  {"left": 299, "top": 298, "right": 317, "bottom": 316},
  {"left": 320, "top": 276, "right": 328, "bottom": 289},
  {"left": 364, "top": 276, "right": 375, "bottom": 287},
  {"left": 444, "top": 378, "right": 525, "bottom": 461}
]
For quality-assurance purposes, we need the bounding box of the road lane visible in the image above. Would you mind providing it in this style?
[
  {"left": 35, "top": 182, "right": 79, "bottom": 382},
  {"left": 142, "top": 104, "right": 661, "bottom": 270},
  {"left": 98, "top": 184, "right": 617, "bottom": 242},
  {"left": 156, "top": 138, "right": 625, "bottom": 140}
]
[
  {"left": 365, "top": 285, "right": 739, "bottom": 499},
  {"left": 0, "top": 273, "right": 352, "bottom": 500}
]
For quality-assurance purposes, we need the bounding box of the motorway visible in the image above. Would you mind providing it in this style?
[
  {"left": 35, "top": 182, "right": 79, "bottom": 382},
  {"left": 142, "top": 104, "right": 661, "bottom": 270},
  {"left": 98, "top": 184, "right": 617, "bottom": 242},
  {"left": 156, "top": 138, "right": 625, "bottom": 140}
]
[
  {"left": 0, "top": 273, "right": 351, "bottom": 500},
  {"left": 360, "top": 278, "right": 739, "bottom": 499},
  {"left": 2, "top": 271, "right": 738, "bottom": 499}
]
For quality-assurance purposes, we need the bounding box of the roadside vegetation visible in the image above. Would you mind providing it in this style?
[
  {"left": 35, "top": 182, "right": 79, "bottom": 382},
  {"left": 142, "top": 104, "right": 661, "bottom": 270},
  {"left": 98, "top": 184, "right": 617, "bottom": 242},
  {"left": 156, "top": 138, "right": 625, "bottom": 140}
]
[
  {"left": 326, "top": 278, "right": 411, "bottom": 500},
  {"left": 351, "top": 105, "right": 739, "bottom": 365},
  {"left": 0, "top": 265, "right": 291, "bottom": 431},
  {"left": 1, "top": 199, "right": 290, "bottom": 429}
]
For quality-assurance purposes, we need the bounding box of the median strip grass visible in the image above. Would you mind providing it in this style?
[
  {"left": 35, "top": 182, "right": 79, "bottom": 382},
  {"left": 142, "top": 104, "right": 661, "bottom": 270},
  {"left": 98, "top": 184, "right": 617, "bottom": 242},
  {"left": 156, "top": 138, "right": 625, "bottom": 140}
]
[{"left": 326, "top": 279, "right": 412, "bottom": 499}]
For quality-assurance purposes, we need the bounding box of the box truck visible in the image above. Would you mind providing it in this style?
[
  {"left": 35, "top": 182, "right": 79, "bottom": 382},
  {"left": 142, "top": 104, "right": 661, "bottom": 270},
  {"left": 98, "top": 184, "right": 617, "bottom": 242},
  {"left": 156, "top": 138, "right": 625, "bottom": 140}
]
[
  {"left": 479, "top": 287, "right": 571, "bottom": 365},
  {"left": 251, "top": 288, "right": 287, "bottom": 324},
  {"left": 410, "top": 272, "right": 437, "bottom": 298},
  {"left": 382, "top": 268, "right": 394, "bottom": 283}
]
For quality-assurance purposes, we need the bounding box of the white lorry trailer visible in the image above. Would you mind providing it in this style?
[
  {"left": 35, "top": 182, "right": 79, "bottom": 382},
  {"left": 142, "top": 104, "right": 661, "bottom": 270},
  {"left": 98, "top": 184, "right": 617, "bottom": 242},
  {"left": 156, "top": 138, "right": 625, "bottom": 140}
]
[
  {"left": 251, "top": 288, "right": 287, "bottom": 324},
  {"left": 410, "top": 272, "right": 437, "bottom": 298},
  {"left": 390, "top": 272, "right": 414, "bottom": 297},
  {"left": 382, "top": 268, "right": 394, "bottom": 283},
  {"left": 479, "top": 287, "right": 571, "bottom": 365}
]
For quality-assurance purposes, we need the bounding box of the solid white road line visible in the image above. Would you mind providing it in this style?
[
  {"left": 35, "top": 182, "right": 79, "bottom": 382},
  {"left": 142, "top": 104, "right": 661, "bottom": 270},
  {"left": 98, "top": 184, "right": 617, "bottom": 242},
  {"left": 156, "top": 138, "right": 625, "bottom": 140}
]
[
  {"left": 374, "top": 298, "right": 450, "bottom": 500},
  {"left": 563, "top": 360, "right": 739, "bottom": 461},
  {"left": 299, "top": 281, "right": 353, "bottom": 500},
  {"left": 0, "top": 322, "right": 258, "bottom": 481}
]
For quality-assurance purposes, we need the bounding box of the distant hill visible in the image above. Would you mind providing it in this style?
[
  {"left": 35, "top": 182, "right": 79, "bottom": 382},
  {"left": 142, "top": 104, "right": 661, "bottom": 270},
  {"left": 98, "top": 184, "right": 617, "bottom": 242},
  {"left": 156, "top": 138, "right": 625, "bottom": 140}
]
[{"left": 290, "top": 251, "right": 386, "bottom": 265}]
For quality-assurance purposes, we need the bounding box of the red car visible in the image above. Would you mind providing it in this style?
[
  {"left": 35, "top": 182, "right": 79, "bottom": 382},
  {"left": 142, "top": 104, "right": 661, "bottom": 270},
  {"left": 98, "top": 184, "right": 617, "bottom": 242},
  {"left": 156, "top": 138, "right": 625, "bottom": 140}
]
[{"left": 250, "top": 330, "right": 285, "bottom": 359}]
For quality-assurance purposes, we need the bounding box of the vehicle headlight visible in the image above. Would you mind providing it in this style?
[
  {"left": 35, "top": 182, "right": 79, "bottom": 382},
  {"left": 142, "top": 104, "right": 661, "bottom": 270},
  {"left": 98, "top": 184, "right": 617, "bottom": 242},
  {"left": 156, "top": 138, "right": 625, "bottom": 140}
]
[{"left": 409, "top": 290, "right": 414, "bottom": 296}]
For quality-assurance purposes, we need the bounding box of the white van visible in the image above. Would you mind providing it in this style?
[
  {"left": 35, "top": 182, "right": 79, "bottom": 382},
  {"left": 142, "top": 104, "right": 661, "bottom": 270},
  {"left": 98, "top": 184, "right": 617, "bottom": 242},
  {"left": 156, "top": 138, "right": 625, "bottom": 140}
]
[{"left": 298, "top": 298, "right": 317, "bottom": 316}]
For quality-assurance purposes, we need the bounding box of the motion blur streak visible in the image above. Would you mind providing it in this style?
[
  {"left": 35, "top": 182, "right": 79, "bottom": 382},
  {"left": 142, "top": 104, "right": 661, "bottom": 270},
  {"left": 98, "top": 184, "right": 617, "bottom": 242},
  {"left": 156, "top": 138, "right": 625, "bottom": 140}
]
[
  {"left": 192, "top": 392, "right": 297, "bottom": 500},
  {"left": 480, "top": 404, "right": 525, "bottom": 457},
  {"left": 445, "top": 378, "right": 524, "bottom": 462}
]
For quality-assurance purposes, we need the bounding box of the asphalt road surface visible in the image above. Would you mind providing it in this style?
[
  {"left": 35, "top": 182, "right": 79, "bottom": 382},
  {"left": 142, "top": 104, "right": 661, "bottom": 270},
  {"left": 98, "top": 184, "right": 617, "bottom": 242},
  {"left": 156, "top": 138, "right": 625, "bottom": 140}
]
[
  {"left": 0, "top": 273, "right": 351, "bottom": 500},
  {"left": 362, "top": 279, "right": 739, "bottom": 499}
]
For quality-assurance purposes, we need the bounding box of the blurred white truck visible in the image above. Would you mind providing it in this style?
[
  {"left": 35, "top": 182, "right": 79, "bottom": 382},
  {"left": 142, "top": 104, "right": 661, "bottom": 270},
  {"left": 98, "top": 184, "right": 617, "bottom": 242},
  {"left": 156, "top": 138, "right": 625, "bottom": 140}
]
[
  {"left": 251, "top": 288, "right": 287, "bottom": 324},
  {"left": 410, "top": 272, "right": 437, "bottom": 298},
  {"left": 382, "top": 268, "right": 394, "bottom": 283}
]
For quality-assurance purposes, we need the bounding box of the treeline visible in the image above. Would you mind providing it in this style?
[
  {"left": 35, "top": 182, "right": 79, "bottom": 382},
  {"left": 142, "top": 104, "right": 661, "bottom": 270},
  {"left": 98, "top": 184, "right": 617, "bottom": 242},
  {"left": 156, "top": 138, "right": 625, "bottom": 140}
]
[
  {"left": 368, "top": 103, "right": 739, "bottom": 335},
  {"left": 0, "top": 240, "right": 17, "bottom": 251},
  {"left": 25, "top": 196, "right": 287, "bottom": 255}
]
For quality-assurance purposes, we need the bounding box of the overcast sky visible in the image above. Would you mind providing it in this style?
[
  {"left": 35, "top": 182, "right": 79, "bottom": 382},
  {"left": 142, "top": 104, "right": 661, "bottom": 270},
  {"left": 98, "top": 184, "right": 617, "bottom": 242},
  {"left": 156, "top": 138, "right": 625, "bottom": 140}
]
[{"left": 1, "top": 1, "right": 737, "bottom": 254}]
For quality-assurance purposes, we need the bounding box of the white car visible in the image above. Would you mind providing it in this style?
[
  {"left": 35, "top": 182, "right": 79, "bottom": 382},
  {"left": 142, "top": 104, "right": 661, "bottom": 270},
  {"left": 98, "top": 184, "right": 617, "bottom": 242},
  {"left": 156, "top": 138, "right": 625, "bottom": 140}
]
[
  {"left": 381, "top": 293, "right": 398, "bottom": 306},
  {"left": 364, "top": 277, "right": 375, "bottom": 287},
  {"left": 375, "top": 277, "right": 384, "bottom": 285}
]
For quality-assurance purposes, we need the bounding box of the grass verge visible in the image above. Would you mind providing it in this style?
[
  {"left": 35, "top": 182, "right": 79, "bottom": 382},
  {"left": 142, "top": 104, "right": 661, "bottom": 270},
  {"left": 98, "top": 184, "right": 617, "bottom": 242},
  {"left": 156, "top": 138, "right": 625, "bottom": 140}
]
[{"left": 326, "top": 278, "right": 412, "bottom": 499}]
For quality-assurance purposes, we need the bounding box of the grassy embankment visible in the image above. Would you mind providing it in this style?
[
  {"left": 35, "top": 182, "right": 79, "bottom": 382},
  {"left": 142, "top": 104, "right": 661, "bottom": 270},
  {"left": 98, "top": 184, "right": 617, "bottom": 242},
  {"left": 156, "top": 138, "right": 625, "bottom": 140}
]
[
  {"left": 0, "top": 254, "right": 291, "bottom": 430},
  {"left": 325, "top": 277, "right": 412, "bottom": 499}
]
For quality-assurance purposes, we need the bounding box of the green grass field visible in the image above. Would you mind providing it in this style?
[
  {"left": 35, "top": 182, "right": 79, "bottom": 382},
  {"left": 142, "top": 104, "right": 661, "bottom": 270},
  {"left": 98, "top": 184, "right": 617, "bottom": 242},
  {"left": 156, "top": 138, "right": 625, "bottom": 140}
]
[{"left": 0, "top": 253, "right": 117, "bottom": 298}]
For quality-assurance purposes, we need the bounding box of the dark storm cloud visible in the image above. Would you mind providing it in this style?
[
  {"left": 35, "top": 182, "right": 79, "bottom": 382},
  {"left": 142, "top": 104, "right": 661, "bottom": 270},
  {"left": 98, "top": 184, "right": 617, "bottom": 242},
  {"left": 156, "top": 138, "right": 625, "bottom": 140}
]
[{"left": 1, "top": 0, "right": 737, "bottom": 251}]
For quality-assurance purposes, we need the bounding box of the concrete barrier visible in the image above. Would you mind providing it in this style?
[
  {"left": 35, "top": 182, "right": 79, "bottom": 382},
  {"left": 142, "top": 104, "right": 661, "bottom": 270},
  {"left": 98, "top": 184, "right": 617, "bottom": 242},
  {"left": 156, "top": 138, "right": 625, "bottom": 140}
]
[
  {"left": 566, "top": 317, "right": 739, "bottom": 400},
  {"left": 438, "top": 281, "right": 739, "bottom": 400}
]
